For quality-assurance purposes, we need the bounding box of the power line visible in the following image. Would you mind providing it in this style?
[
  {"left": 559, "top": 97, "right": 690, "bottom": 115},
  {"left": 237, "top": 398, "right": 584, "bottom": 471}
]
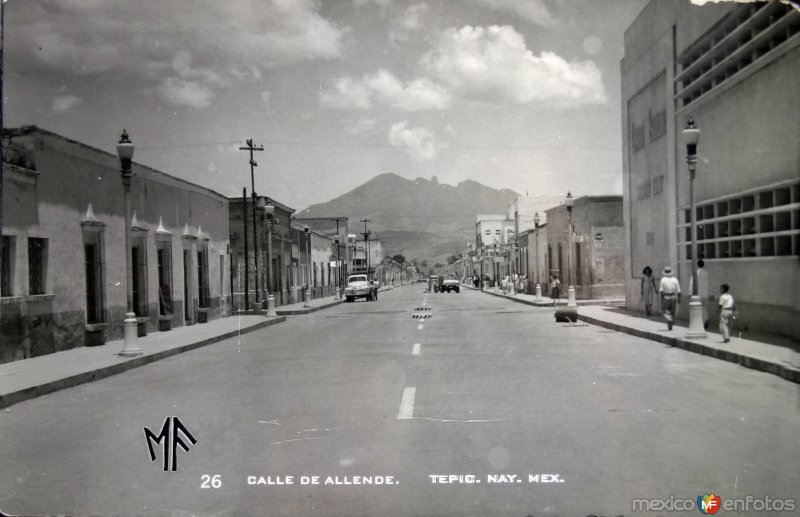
[{"left": 136, "top": 138, "right": 618, "bottom": 152}]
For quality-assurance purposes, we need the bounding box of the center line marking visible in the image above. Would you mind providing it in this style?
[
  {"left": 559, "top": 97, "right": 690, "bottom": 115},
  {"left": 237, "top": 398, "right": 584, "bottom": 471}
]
[
  {"left": 412, "top": 343, "right": 421, "bottom": 355},
  {"left": 397, "top": 387, "right": 416, "bottom": 419},
  {"left": 417, "top": 324, "right": 423, "bottom": 330}
]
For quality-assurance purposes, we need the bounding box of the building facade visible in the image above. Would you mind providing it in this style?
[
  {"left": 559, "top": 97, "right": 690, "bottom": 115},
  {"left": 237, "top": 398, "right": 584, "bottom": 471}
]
[
  {"left": 1, "top": 126, "right": 230, "bottom": 363},
  {"left": 295, "top": 216, "right": 351, "bottom": 293},
  {"left": 228, "top": 196, "right": 295, "bottom": 308},
  {"left": 519, "top": 224, "right": 548, "bottom": 294},
  {"left": 621, "top": 0, "right": 800, "bottom": 337},
  {"left": 545, "top": 196, "right": 625, "bottom": 300}
]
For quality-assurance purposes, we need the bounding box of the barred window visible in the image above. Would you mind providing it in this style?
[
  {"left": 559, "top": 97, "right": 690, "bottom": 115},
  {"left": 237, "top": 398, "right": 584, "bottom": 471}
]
[
  {"left": 131, "top": 235, "right": 148, "bottom": 317},
  {"left": 157, "top": 240, "right": 173, "bottom": 316},
  {"left": 680, "top": 181, "right": 799, "bottom": 261},
  {"left": 84, "top": 230, "right": 106, "bottom": 324},
  {"left": 28, "top": 238, "right": 47, "bottom": 295},
  {"left": 675, "top": 3, "right": 799, "bottom": 109},
  {"left": 2, "top": 236, "right": 14, "bottom": 297},
  {"left": 631, "top": 123, "right": 645, "bottom": 152},
  {"left": 197, "top": 242, "right": 210, "bottom": 308}
]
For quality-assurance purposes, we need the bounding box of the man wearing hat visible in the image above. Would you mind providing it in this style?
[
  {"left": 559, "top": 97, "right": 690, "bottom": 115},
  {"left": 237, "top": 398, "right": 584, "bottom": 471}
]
[{"left": 659, "top": 266, "right": 682, "bottom": 330}]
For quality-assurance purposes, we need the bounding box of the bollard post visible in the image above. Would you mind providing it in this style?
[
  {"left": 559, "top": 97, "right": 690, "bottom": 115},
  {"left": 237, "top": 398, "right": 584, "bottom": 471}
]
[{"left": 266, "top": 293, "right": 277, "bottom": 317}]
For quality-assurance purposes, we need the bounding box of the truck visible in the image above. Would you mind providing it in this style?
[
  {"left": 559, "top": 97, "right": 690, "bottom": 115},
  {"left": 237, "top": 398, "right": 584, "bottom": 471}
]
[{"left": 434, "top": 275, "right": 460, "bottom": 293}]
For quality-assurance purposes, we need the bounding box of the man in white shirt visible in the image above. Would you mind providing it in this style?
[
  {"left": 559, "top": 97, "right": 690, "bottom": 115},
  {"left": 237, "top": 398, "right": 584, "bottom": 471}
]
[
  {"left": 718, "top": 283, "right": 735, "bottom": 343},
  {"left": 659, "top": 266, "right": 681, "bottom": 331}
]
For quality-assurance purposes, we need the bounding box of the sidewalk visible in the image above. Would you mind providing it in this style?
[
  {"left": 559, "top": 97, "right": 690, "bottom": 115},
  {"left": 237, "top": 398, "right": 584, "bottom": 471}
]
[
  {"left": 276, "top": 294, "right": 344, "bottom": 315},
  {"left": 274, "top": 285, "right": 399, "bottom": 315},
  {"left": 0, "top": 288, "right": 393, "bottom": 409},
  {"left": 0, "top": 314, "right": 284, "bottom": 409},
  {"left": 474, "top": 285, "right": 800, "bottom": 384}
]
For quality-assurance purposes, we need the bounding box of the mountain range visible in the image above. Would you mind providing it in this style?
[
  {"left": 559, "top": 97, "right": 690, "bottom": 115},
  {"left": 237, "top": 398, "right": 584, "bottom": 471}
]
[{"left": 298, "top": 173, "right": 518, "bottom": 269}]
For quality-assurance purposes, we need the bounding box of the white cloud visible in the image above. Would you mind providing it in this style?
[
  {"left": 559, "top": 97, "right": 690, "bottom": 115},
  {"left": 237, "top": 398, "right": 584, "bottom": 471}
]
[
  {"left": 389, "top": 3, "right": 428, "bottom": 41},
  {"left": 353, "top": 0, "right": 393, "bottom": 6},
  {"left": 319, "top": 77, "right": 373, "bottom": 109},
  {"left": 365, "top": 69, "right": 450, "bottom": 110},
  {"left": 321, "top": 69, "right": 450, "bottom": 111},
  {"left": 8, "top": 0, "right": 345, "bottom": 109},
  {"left": 51, "top": 94, "right": 82, "bottom": 113},
  {"left": 422, "top": 25, "right": 607, "bottom": 107},
  {"left": 467, "top": 0, "right": 555, "bottom": 26},
  {"left": 261, "top": 90, "right": 272, "bottom": 108},
  {"left": 346, "top": 116, "right": 377, "bottom": 135},
  {"left": 388, "top": 121, "right": 441, "bottom": 162},
  {"left": 157, "top": 77, "right": 215, "bottom": 109}
]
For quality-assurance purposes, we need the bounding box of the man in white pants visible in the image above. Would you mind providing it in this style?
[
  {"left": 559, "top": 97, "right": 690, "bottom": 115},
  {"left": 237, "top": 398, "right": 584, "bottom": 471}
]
[{"left": 659, "top": 266, "right": 681, "bottom": 331}]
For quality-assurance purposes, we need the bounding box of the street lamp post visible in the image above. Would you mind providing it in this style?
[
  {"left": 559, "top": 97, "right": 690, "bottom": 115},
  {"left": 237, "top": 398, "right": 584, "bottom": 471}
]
[
  {"left": 533, "top": 212, "right": 544, "bottom": 302},
  {"left": 683, "top": 117, "right": 707, "bottom": 338},
  {"left": 261, "top": 199, "right": 277, "bottom": 317},
  {"left": 117, "top": 130, "right": 142, "bottom": 357},
  {"left": 493, "top": 242, "right": 498, "bottom": 287},
  {"left": 304, "top": 226, "right": 312, "bottom": 308},
  {"left": 565, "top": 192, "right": 577, "bottom": 308},
  {"left": 335, "top": 238, "right": 341, "bottom": 299}
]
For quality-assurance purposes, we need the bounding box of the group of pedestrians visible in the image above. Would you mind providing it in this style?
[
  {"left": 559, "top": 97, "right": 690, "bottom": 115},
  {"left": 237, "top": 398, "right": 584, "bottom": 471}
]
[
  {"left": 499, "top": 274, "right": 528, "bottom": 295},
  {"left": 642, "top": 261, "right": 735, "bottom": 343}
]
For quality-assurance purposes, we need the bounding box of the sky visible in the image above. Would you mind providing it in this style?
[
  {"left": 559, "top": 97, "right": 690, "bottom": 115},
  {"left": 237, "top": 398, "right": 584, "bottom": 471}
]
[{"left": 3, "top": 0, "right": 651, "bottom": 211}]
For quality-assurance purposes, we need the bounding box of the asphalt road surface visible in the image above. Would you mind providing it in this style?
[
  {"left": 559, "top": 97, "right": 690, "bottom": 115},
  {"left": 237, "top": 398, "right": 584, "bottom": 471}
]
[{"left": 1, "top": 285, "right": 798, "bottom": 516}]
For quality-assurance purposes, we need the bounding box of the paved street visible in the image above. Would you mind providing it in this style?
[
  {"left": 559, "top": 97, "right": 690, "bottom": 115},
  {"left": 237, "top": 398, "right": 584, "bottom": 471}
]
[{"left": 1, "top": 285, "right": 798, "bottom": 516}]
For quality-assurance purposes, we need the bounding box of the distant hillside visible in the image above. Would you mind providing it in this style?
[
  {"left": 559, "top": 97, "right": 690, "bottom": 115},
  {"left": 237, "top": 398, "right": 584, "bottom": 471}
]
[{"left": 298, "top": 173, "right": 518, "bottom": 268}]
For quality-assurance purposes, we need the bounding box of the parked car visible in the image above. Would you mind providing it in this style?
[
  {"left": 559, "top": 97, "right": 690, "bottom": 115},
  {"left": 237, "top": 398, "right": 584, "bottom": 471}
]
[{"left": 345, "top": 274, "right": 377, "bottom": 302}]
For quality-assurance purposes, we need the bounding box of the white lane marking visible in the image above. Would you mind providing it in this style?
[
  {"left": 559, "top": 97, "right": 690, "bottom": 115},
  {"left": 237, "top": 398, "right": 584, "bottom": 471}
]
[
  {"left": 408, "top": 416, "right": 504, "bottom": 423},
  {"left": 412, "top": 343, "right": 421, "bottom": 355},
  {"left": 417, "top": 324, "right": 423, "bottom": 330},
  {"left": 397, "top": 387, "right": 416, "bottom": 419}
]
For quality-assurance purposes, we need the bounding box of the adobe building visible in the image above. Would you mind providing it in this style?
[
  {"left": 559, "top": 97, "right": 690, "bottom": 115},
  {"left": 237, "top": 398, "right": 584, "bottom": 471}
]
[
  {"left": 507, "top": 194, "right": 562, "bottom": 282},
  {"left": 1, "top": 126, "right": 230, "bottom": 363},
  {"left": 545, "top": 196, "right": 625, "bottom": 300},
  {"left": 228, "top": 195, "right": 295, "bottom": 308},
  {"left": 519, "top": 223, "right": 548, "bottom": 294},
  {"left": 294, "top": 216, "right": 351, "bottom": 292},
  {"left": 621, "top": 1, "right": 800, "bottom": 337}
]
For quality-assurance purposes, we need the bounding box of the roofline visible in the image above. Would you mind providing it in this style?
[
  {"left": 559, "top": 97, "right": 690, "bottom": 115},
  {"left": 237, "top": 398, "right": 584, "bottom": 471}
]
[
  {"left": 228, "top": 194, "right": 296, "bottom": 214},
  {"left": 4, "top": 125, "right": 229, "bottom": 202}
]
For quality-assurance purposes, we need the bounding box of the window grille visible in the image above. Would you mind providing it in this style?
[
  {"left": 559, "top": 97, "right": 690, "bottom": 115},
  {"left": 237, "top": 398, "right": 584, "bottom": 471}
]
[
  {"left": 679, "top": 180, "right": 800, "bottom": 261},
  {"left": 1, "top": 236, "right": 13, "bottom": 297},
  {"left": 28, "top": 238, "right": 46, "bottom": 295}
]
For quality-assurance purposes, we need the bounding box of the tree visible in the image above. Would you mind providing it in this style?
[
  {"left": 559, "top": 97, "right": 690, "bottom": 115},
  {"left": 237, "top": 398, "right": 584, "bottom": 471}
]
[{"left": 392, "top": 253, "right": 405, "bottom": 264}]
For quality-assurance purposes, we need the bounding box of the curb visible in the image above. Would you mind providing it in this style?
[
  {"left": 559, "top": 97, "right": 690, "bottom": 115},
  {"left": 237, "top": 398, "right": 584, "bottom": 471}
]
[
  {"left": 0, "top": 316, "right": 286, "bottom": 409},
  {"left": 474, "top": 286, "right": 623, "bottom": 308},
  {"left": 577, "top": 312, "right": 800, "bottom": 384},
  {"left": 474, "top": 286, "right": 799, "bottom": 384},
  {"left": 276, "top": 299, "right": 344, "bottom": 316}
]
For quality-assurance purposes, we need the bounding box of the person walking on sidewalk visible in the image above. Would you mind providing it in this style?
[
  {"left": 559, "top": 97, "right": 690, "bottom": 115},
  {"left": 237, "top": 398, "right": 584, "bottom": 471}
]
[
  {"left": 550, "top": 275, "right": 561, "bottom": 306},
  {"left": 659, "top": 266, "right": 681, "bottom": 330},
  {"left": 718, "top": 283, "right": 735, "bottom": 343},
  {"left": 641, "top": 266, "right": 657, "bottom": 316}
]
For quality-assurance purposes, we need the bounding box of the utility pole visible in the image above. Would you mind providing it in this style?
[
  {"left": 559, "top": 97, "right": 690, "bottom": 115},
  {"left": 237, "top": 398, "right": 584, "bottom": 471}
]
[
  {"left": 239, "top": 139, "right": 264, "bottom": 308},
  {"left": 360, "top": 218, "right": 371, "bottom": 276},
  {"left": 242, "top": 188, "right": 248, "bottom": 311}
]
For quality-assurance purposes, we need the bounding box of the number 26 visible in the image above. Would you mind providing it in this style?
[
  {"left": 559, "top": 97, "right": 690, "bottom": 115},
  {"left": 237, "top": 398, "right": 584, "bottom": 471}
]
[{"left": 201, "top": 474, "right": 222, "bottom": 488}]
